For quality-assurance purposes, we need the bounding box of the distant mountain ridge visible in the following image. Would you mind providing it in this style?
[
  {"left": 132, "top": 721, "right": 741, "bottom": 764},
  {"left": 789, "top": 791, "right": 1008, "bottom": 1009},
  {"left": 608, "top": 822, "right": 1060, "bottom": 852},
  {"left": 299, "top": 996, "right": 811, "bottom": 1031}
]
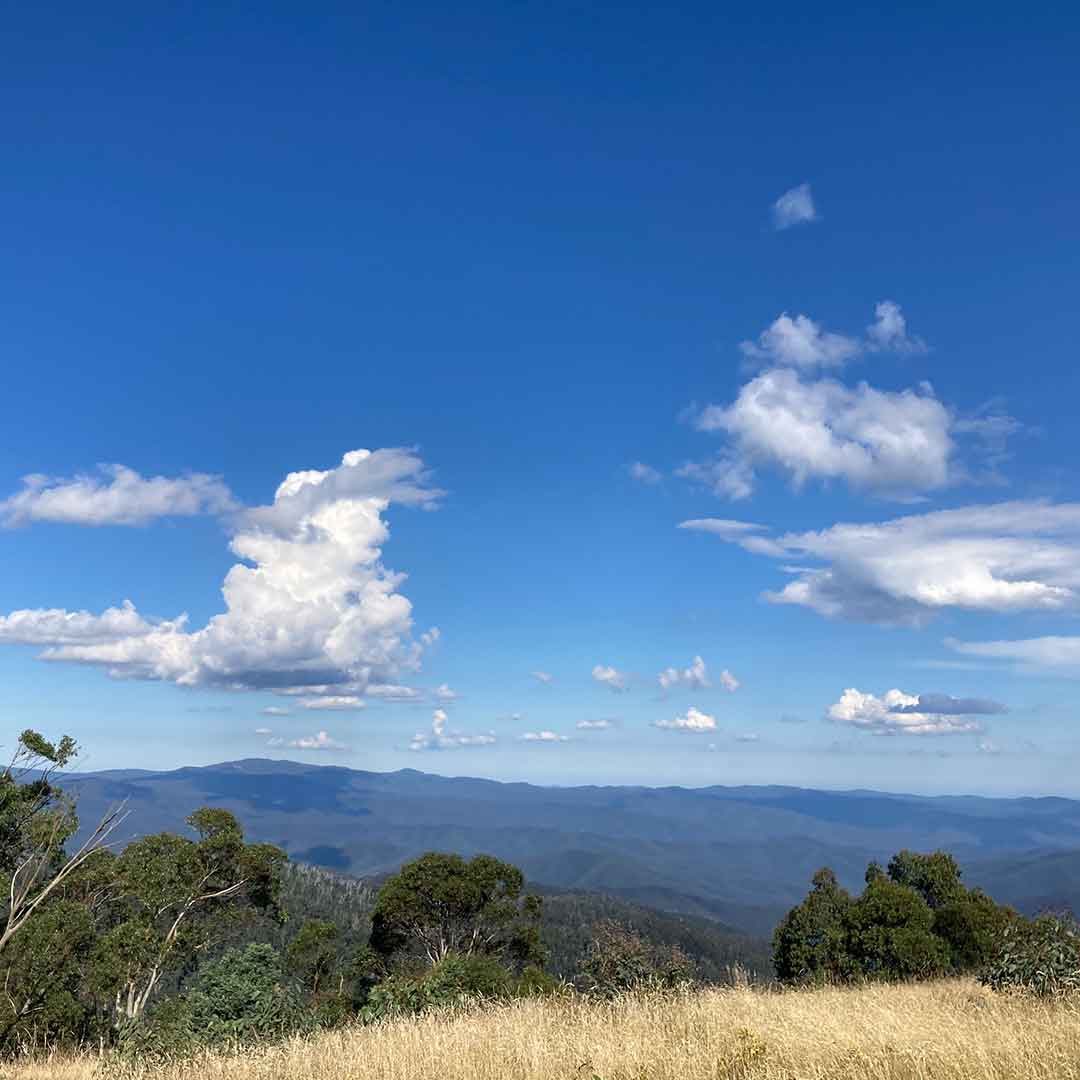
[{"left": 63, "top": 758, "right": 1080, "bottom": 936}]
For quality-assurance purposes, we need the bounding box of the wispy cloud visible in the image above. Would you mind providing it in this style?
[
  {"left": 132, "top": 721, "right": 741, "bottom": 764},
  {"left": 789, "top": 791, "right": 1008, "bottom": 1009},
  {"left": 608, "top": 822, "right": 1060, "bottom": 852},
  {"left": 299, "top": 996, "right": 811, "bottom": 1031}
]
[
  {"left": 681, "top": 500, "right": 1080, "bottom": 626},
  {"left": 520, "top": 730, "right": 570, "bottom": 743},
  {"left": 592, "top": 664, "right": 629, "bottom": 692},
  {"left": 771, "top": 183, "right": 818, "bottom": 230},
  {"left": 531, "top": 670, "right": 554, "bottom": 684},
  {"left": 627, "top": 462, "right": 662, "bottom": 485}
]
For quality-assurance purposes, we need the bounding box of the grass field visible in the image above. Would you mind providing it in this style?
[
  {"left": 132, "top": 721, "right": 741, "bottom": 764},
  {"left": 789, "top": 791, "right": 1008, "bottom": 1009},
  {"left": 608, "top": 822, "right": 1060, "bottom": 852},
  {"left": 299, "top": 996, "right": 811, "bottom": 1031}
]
[{"left": 8, "top": 979, "right": 1080, "bottom": 1080}]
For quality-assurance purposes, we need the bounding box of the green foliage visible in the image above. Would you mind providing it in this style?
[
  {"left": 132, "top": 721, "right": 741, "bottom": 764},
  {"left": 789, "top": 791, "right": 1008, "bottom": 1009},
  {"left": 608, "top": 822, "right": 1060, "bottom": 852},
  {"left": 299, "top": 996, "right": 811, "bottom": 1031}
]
[
  {"left": 981, "top": 914, "right": 1080, "bottom": 997},
  {"left": 772, "top": 868, "right": 853, "bottom": 984},
  {"left": 0, "top": 898, "right": 99, "bottom": 1053},
  {"left": 97, "top": 809, "right": 287, "bottom": 1021},
  {"left": 844, "top": 876, "right": 949, "bottom": 980},
  {"left": 370, "top": 852, "right": 544, "bottom": 968},
  {"left": 886, "top": 850, "right": 965, "bottom": 910},
  {"left": 577, "top": 920, "right": 696, "bottom": 996},
  {"left": 933, "top": 889, "right": 1016, "bottom": 971},
  {"left": 774, "top": 852, "right": 1014, "bottom": 985},
  {"left": 118, "top": 943, "right": 313, "bottom": 1059},
  {"left": 286, "top": 919, "right": 339, "bottom": 997}
]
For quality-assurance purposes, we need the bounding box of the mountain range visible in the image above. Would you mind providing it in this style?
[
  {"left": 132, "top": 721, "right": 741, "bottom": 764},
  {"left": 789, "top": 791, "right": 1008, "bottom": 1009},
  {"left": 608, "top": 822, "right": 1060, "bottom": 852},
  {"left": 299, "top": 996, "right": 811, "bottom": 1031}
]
[{"left": 65, "top": 758, "right": 1080, "bottom": 937}]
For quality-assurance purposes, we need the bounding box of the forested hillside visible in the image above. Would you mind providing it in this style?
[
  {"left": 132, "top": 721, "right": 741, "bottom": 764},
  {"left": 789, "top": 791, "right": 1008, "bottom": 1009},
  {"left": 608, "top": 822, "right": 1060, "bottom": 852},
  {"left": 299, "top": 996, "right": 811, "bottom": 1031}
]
[{"left": 64, "top": 759, "right": 1080, "bottom": 936}]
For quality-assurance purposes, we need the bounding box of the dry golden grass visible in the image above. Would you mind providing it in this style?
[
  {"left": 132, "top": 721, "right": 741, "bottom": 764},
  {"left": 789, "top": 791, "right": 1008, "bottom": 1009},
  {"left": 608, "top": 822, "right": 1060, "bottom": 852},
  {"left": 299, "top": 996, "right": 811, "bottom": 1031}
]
[{"left": 9, "top": 979, "right": 1080, "bottom": 1080}]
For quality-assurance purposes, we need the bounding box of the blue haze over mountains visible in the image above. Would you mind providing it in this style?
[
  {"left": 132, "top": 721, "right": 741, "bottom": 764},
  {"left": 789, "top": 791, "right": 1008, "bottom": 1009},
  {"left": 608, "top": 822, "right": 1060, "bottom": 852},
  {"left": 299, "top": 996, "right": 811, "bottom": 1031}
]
[{"left": 67, "top": 759, "right": 1080, "bottom": 937}]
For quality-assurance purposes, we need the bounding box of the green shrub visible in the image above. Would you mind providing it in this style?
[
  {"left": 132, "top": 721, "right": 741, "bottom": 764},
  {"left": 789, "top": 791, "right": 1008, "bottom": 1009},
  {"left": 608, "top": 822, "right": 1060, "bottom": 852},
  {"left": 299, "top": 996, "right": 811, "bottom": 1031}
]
[
  {"left": 981, "top": 915, "right": 1080, "bottom": 997},
  {"left": 119, "top": 943, "right": 314, "bottom": 1059}
]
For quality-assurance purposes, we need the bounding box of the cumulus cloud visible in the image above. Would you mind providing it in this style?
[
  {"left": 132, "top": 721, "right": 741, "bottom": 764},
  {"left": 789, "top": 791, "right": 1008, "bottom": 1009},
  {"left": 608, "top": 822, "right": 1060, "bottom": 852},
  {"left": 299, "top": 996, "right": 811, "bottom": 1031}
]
[
  {"left": 284, "top": 730, "right": 350, "bottom": 752},
  {"left": 654, "top": 706, "right": 717, "bottom": 732},
  {"left": 681, "top": 500, "right": 1080, "bottom": 626},
  {"left": 0, "top": 601, "right": 174, "bottom": 646},
  {"left": 0, "top": 465, "right": 236, "bottom": 527},
  {"left": 827, "top": 687, "right": 987, "bottom": 736},
  {"left": 719, "top": 669, "right": 740, "bottom": 692},
  {"left": 738, "top": 302, "right": 922, "bottom": 371},
  {"left": 658, "top": 655, "right": 710, "bottom": 692},
  {"left": 692, "top": 368, "right": 954, "bottom": 500},
  {"left": 866, "top": 300, "right": 927, "bottom": 355},
  {"left": 682, "top": 303, "right": 1013, "bottom": 501},
  {"left": 409, "top": 708, "right": 496, "bottom": 752},
  {"left": 739, "top": 313, "right": 859, "bottom": 370},
  {"left": 0, "top": 448, "right": 440, "bottom": 694},
  {"left": 771, "top": 183, "right": 818, "bottom": 230},
  {"left": 520, "top": 730, "right": 570, "bottom": 743},
  {"left": 433, "top": 683, "right": 458, "bottom": 703},
  {"left": 531, "top": 670, "right": 554, "bottom": 684},
  {"left": 576, "top": 718, "right": 615, "bottom": 730},
  {"left": 627, "top": 462, "right": 663, "bottom": 485},
  {"left": 592, "top": 664, "right": 629, "bottom": 692}
]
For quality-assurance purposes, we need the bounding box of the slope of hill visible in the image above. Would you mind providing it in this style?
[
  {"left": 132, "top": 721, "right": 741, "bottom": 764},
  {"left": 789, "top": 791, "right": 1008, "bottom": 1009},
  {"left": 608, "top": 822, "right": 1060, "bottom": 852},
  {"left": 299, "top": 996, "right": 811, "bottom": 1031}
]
[{"left": 62, "top": 758, "right": 1080, "bottom": 936}]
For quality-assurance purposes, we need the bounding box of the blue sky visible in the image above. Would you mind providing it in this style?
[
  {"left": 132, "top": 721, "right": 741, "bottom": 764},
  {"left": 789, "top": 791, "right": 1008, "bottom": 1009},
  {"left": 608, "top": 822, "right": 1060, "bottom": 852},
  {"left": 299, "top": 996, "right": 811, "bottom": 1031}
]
[{"left": 2, "top": 3, "right": 1079, "bottom": 794}]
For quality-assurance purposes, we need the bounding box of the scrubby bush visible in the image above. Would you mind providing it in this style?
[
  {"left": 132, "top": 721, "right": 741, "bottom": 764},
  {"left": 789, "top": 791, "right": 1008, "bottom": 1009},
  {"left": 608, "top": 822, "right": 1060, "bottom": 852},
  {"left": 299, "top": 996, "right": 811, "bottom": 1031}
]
[
  {"left": 577, "top": 921, "right": 695, "bottom": 996},
  {"left": 981, "top": 914, "right": 1080, "bottom": 997}
]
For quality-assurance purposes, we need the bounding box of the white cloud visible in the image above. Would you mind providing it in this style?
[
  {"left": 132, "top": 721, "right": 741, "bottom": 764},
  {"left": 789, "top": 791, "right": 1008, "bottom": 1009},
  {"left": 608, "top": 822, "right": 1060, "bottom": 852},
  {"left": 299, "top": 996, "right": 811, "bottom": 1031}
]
[
  {"left": 420, "top": 627, "right": 441, "bottom": 648},
  {"left": 977, "top": 739, "right": 1001, "bottom": 755},
  {"left": 946, "top": 635, "right": 1080, "bottom": 673},
  {"left": 520, "top": 730, "right": 570, "bottom": 743},
  {"left": 365, "top": 684, "right": 424, "bottom": 702},
  {"left": 531, "top": 670, "right": 554, "bottom": 684},
  {"left": 0, "top": 465, "right": 236, "bottom": 528},
  {"left": 866, "top": 300, "right": 927, "bottom": 355},
  {"left": 299, "top": 696, "right": 366, "bottom": 711},
  {"left": 433, "top": 683, "right": 458, "bottom": 702},
  {"left": 771, "top": 183, "right": 818, "bottom": 230},
  {"left": 254, "top": 727, "right": 273, "bottom": 736},
  {"left": 658, "top": 655, "right": 710, "bottom": 692},
  {"left": 739, "top": 313, "right": 859, "bottom": 370},
  {"left": 628, "top": 462, "right": 663, "bottom": 485},
  {"left": 692, "top": 368, "right": 954, "bottom": 500},
  {"left": 675, "top": 457, "right": 755, "bottom": 500},
  {"left": 261, "top": 705, "right": 290, "bottom": 717},
  {"left": 0, "top": 600, "right": 175, "bottom": 646},
  {"left": 681, "top": 500, "right": 1080, "bottom": 626},
  {"left": 409, "top": 708, "right": 496, "bottom": 752},
  {"left": 576, "top": 718, "right": 614, "bottom": 730},
  {"left": 654, "top": 706, "right": 717, "bottom": 732},
  {"left": 286, "top": 730, "right": 350, "bottom": 752},
  {"left": 592, "top": 664, "right": 629, "bottom": 692},
  {"left": 0, "top": 448, "right": 439, "bottom": 692},
  {"left": 827, "top": 687, "right": 984, "bottom": 736},
  {"left": 719, "top": 669, "right": 741, "bottom": 692},
  {"left": 679, "top": 303, "right": 1003, "bottom": 502}
]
